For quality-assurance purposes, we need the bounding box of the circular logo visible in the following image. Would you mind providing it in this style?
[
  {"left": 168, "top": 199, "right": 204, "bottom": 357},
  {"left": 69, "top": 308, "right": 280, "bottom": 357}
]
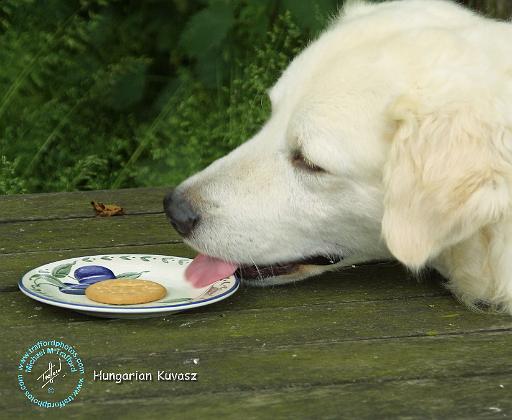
[{"left": 17, "top": 340, "right": 85, "bottom": 408}]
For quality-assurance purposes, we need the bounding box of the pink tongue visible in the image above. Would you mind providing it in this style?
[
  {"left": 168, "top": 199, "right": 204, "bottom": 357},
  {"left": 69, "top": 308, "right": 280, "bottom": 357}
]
[{"left": 185, "top": 254, "right": 238, "bottom": 288}]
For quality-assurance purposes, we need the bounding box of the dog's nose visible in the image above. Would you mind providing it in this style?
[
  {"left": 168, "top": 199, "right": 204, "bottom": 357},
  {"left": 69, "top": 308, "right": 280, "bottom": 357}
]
[{"left": 163, "top": 190, "right": 200, "bottom": 237}]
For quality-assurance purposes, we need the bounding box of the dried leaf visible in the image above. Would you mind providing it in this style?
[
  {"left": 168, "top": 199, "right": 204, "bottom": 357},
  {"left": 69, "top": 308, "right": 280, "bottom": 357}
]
[{"left": 91, "top": 201, "right": 125, "bottom": 217}]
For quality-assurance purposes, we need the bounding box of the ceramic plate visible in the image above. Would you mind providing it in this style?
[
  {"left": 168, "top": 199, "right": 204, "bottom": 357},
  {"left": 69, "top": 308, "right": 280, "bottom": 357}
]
[{"left": 18, "top": 254, "right": 239, "bottom": 318}]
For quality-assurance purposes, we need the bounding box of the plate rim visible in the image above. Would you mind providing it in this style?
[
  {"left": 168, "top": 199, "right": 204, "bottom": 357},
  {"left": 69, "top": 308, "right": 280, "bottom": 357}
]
[{"left": 18, "top": 254, "right": 240, "bottom": 313}]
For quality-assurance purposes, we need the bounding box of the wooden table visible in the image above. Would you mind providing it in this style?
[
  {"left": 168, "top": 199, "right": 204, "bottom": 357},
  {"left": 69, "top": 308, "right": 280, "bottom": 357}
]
[{"left": 2, "top": 187, "right": 511, "bottom": 418}]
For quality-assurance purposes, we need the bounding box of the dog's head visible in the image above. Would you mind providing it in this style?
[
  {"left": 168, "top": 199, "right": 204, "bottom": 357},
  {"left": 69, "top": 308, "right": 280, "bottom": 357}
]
[{"left": 164, "top": 0, "right": 512, "bottom": 286}]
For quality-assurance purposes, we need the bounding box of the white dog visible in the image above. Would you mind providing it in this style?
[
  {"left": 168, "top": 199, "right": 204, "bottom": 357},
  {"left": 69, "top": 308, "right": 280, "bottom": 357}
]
[{"left": 164, "top": 0, "right": 512, "bottom": 314}]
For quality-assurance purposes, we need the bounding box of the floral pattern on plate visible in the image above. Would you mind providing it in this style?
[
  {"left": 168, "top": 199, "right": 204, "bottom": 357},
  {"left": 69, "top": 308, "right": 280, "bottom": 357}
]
[{"left": 19, "top": 254, "right": 239, "bottom": 318}]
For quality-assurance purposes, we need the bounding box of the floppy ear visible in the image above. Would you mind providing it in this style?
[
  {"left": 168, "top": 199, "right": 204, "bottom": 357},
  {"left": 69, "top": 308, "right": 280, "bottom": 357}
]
[{"left": 382, "top": 95, "right": 511, "bottom": 270}]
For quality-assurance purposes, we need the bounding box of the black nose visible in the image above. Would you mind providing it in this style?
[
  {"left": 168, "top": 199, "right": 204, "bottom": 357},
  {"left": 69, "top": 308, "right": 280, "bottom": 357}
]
[{"left": 163, "top": 190, "right": 200, "bottom": 237}]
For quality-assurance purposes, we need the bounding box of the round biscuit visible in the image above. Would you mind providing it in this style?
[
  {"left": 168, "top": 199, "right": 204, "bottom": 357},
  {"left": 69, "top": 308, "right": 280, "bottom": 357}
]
[{"left": 85, "top": 279, "right": 167, "bottom": 305}]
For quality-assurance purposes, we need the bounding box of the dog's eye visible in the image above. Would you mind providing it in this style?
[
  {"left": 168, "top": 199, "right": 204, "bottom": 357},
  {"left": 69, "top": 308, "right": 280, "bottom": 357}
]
[{"left": 291, "top": 150, "right": 325, "bottom": 173}]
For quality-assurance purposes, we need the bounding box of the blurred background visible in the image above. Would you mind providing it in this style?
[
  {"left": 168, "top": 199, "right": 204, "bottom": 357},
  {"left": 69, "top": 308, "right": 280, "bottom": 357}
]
[{"left": 1, "top": 0, "right": 511, "bottom": 195}]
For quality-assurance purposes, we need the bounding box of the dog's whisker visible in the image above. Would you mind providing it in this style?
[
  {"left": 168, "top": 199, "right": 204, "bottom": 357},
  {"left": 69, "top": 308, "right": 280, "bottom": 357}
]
[{"left": 249, "top": 255, "right": 264, "bottom": 282}]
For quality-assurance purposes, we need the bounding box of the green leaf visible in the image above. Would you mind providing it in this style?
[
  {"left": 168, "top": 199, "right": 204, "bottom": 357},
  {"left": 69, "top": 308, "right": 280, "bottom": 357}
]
[
  {"left": 179, "top": 2, "right": 235, "bottom": 58},
  {"left": 281, "top": 0, "right": 336, "bottom": 33},
  {"left": 51, "top": 261, "right": 76, "bottom": 278},
  {"left": 30, "top": 274, "right": 65, "bottom": 288},
  {"left": 44, "top": 276, "right": 66, "bottom": 288},
  {"left": 115, "top": 271, "right": 149, "bottom": 279},
  {"left": 106, "top": 58, "right": 149, "bottom": 111},
  {"left": 195, "top": 46, "right": 226, "bottom": 87}
]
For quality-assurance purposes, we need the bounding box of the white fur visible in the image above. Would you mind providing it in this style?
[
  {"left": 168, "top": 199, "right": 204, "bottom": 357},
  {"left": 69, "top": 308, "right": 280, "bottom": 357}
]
[{"left": 176, "top": 0, "right": 512, "bottom": 313}]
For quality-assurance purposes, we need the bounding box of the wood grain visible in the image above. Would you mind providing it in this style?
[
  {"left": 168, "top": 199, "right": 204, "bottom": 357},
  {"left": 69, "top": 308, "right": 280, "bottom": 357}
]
[
  {"left": 2, "top": 187, "right": 510, "bottom": 418},
  {"left": 0, "top": 187, "right": 169, "bottom": 222}
]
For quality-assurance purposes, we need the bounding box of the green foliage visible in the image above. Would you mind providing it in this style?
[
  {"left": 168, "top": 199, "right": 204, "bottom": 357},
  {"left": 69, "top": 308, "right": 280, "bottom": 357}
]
[
  {"left": 0, "top": 0, "right": 331, "bottom": 194},
  {"left": 0, "top": 0, "right": 510, "bottom": 194},
  {"left": 0, "top": 156, "right": 26, "bottom": 194},
  {"left": 467, "top": 0, "right": 512, "bottom": 19}
]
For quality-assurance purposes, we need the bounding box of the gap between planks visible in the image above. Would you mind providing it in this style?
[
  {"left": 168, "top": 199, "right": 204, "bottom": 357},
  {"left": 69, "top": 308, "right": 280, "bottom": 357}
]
[
  {"left": 0, "top": 210, "right": 165, "bottom": 225},
  {"left": 58, "top": 327, "right": 512, "bottom": 357},
  {"left": 0, "top": 239, "right": 184, "bottom": 256},
  {"left": 17, "top": 369, "right": 512, "bottom": 409}
]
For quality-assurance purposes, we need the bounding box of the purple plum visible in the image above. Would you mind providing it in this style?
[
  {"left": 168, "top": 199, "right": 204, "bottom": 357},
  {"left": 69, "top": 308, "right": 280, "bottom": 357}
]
[
  {"left": 59, "top": 282, "right": 89, "bottom": 295},
  {"left": 74, "top": 265, "right": 115, "bottom": 284}
]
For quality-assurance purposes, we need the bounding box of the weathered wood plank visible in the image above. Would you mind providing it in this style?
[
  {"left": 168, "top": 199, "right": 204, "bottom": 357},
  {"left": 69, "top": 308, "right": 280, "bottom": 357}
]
[
  {"left": 3, "top": 296, "right": 511, "bottom": 359},
  {"left": 4, "top": 331, "right": 511, "bottom": 401},
  {"left": 3, "top": 187, "right": 509, "bottom": 419},
  {"left": 0, "top": 187, "right": 169, "bottom": 222},
  {"left": 0, "top": 214, "right": 181, "bottom": 254},
  {"left": 2, "top": 265, "right": 449, "bottom": 324},
  {"left": 0, "top": 213, "right": 450, "bottom": 307},
  {"left": 1, "top": 247, "right": 447, "bottom": 303},
  {"left": 5, "top": 371, "right": 512, "bottom": 418}
]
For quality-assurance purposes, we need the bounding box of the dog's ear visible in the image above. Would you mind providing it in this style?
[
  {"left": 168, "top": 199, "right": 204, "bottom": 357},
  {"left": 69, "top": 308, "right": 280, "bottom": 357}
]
[{"left": 382, "top": 95, "right": 511, "bottom": 270}]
